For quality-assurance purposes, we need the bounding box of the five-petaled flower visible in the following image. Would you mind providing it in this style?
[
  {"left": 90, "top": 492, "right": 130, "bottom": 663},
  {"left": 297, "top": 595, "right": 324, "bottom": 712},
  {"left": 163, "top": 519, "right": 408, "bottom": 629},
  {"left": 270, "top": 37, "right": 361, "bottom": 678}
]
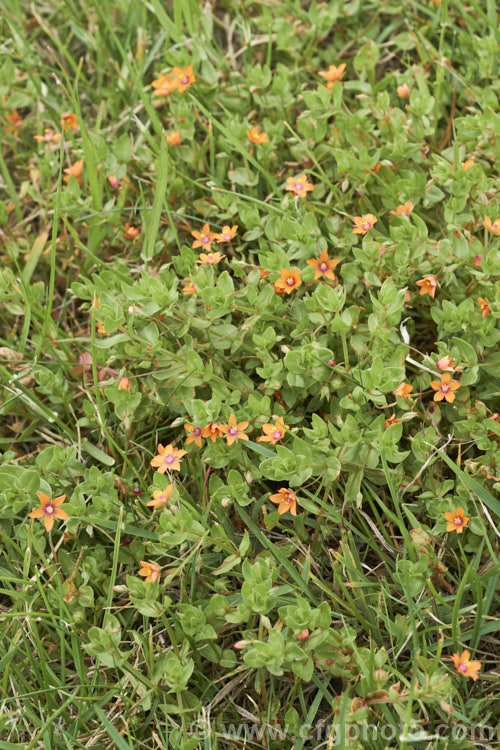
[
  {"left": 124, "top": 222, "right": 140, "bottom": 240},
  {"left": 436, "top": 355, "right": 455, "bottom": 372},
  {"left": 171, "top": 65, "right": 196, "bottom": 92},
  {"left": 220, "top": 414, "right": 249, "bottom": 445},
  {"left": 318, "top": 64, "right": 346, "bottom": 90},
  {"left": 352, "top": 214, "right": 377, "bottom": 235},
  {"left": 192, "top": 223, "right": 216, "bottom": 251},
  {"left": 146, "top": 485, "right": 173, "bottom": 508},
  {"left": 96, "top": 321, "right": 108, "bottom": 336},
  {"left": 462, "top": 158, "right": 474, "bottom": 170},
  {"left": 165, "top": 130, "right": 181, "bottom": 146},
  {"left": 5, "top": 110, "right": 22, "bottom": 137},
  {"left": 430, "top": 372, "right": 460, "bottom": 403},
  {"left": 307, "top": 250, "right": 340, "bottom": 281},
  {"left": 34, "top": 130, "right": 62, "bottom": 143},
  {"left": 285, "top": 174, "right": 314, "bottom": 199},
  {"left": 214, "top": 225, "right": 238, "bottom": 243},
  {"left": 385, "top": 413, "right": 402, "bottom": 428},
  {"left": 274, "top": 268, "right": 302, "bottom": 294},
  {"left": 61, "top": 112, "right": 78, "bottom": 131},
  {"left": 247, "top": 126, "right": 268, "bottom": 144},
  {"left": 416, "top": 275, "right": 437, "bottom": 298},
  {"left": 184, "top": 423, "right": 203, "bottom": 447},
  {"left": 390, "top": 201, "right": 413, "bottom": 217},
  {"left": 138, "top": 561, "right": 161, "bottom": 582},
  {"left": 445, "top": 507, "right": 470, "bottom": 534},
  {"left": 151, "top": 443, "right": 187, "bottom": 473},
  {"left": 478, "top": 298, "right": 490, "bottom": 318},
  {"left": 257, "top": 417, "right": 288, "bottom": 444},
  {"left": 397, "top": 83, "right": 410, "bottom": 98},
  {"left": 196, "top": 252, "right": 225, "bottom": 265},
  {"left": 269, "top": 488, "right": 298, "bottom": 516},
  {"left": 201, "top": 422, "right": 224, "bottom": 442},
  {"left": 28, "top": 491, "right": 68, "bottom": 533},
  {"left": 151, "top": 74, "right": 177, "bottom": 97},
  {"left": 181, "top": 278, "right": 197, "bottom": 295},
  {"left": 63, "top": 159, "right": 84, "bottom": 185},
  {"left": 451, "top": 650, "right": 481, "bottom": 680},
  {"left": 483, "top": 215, "right": 500, "bottom": 235},
  {"left": 394, "top": 383, "right": 413, "bottom": 398}
]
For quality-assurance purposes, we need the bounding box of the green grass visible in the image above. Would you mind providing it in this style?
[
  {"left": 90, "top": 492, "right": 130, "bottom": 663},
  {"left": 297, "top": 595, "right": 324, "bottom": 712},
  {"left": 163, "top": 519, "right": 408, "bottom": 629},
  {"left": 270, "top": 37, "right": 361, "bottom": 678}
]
[{"left": 1, "top": 0, "right": 499, "bottom": 748}]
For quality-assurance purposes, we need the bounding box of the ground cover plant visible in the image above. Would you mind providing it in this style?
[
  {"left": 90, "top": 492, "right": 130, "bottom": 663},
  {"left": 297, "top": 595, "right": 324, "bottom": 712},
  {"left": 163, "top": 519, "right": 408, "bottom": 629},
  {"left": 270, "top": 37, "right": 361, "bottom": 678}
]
[{"left": 0, "top": 0, "right": 499, "bottom": 747}]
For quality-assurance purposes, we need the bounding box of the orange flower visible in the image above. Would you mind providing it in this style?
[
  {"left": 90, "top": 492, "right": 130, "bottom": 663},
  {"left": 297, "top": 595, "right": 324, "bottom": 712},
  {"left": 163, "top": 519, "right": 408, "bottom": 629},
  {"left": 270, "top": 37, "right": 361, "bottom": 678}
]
[
  {"left": 385, "top": 413, "right": 402, "bottom": 428},
  {"left": 274, "top": 268, "right": 302, "bottom": 294},
  {"left": 34, "top": 129, "right": 61, "bottom": 143},
  {"left": 165, "top": 130, "right": 181, "bottom": 146},
  {"left": 478, "top": 298, "right": 490, "bottom": 317},
  {"left": 483, "top": 215, "right": 500, "bottom": 235},
  {"left": 269, "top": 488, "right": 298, "bottom": 516},
  {"left": 214, "top": 225, "right": 238, "bottom": 243},
  {"left": 352, "top": 214, "right": 377, "bottom": 234},
  {"left": 151, "top": 74, "right": 178, "bottom": 96},
  {"left": 201, "top": 422, "right": 224, "bottom": 442},
  {"left": 397, "top": 83, "right": 410, "bottom": 98},
  {"left": 257, "top": 417, "right": 288, "bottom": 444},
  {"left": 196, "top": 251, "right": 225, "bottom": 265},
  {"left": 181, "top": 278, "right": 197, "bottom": 295},
  {"left": 118, "top": 377, "right": 130, "bottom": 391},
  {"left": 220, "top": 414, "right": 249, "bottom": 445},
  {"left": 146, "top": 485, "right": 173, "bottom": 508},
  {"left": 259, "top": 268, "right": 270, "bottom": 279},
  {"left": 390, "top": 201, "right": 413, "bottom": 217},
  {"left": 5, "top": 110, "right": 22, "bottom": 137},
  {"left": 124, "top": 222, "right": 140, "bottom": 240},
  {"left": 191, "top": 223, "right": 216, "bottom": 251},
  {"left": 96, "top": 321, "right": 108, "bottom": 336},
  {"left": 416, "top": 275, "right": 438, "bottom": 298},
  {"left": 138, "top": 561, "right": 161, "bottom": 583},
  {"left": 444, "top": 507, "right": 470, "bottom": 534},
  {"left": 394, "top": 383, "right": 413, "bottom": 398},
  {"left": 184, "top": 423, "right": 203, "bottom": 447},
  {"left": 285, "top": 174, "right": 314, "bottom": 199},
  {"left": 247, "top": 126, "right": 269, "bottom": 144},
  {"left": 451, "top": 650, "right": 481, "bottom": 679},
  {"left": 318, "top": 64, "right": 346, "bottom": 90},
  {"left": 28, "top": 491, "right": 68, "bottom": 533},
  {"left": 61, "top": 112, "right": 78, "bottom": 131},
  {"left": 306, "top": 250, "right": 340, "bottom": 281},
  {"left": 151, "top": 443, "right": 187, "bottom": 473},
  {"left": 462, "top": 158, "right": 474, "bottom": 170},
  {"left": 436, "top": 355, "right": 455, "bottom": 372},
  {"left": 171, "top": 65, "right": 196, "bottom": 93},
  {"left": 63, "top": 159, "right": 84, "bottom": 185},
  {"left": 107, "top": 175, "right": 119, "bottom": 188},
  {"left": 473, "top": 254, "right": 482, "bottom": 267},
  {"left": 430, "top": 372, "right": 460, "bottom": 403}
]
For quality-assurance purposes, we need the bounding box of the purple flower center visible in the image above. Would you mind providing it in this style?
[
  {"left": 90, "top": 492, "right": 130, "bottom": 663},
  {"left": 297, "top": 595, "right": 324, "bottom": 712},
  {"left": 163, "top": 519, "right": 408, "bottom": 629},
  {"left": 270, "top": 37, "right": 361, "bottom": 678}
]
[
  {"left": 193, "top": 427, "right": 201, "bottom": 436},
  {"left": 272, "top": 430, "right": 282, "bottom": 439},
  {"left": 319, "top": 262, "right": 328, "bottom": 272},
  {"left": 295, "top": 183, "right": 303, "bottom": 191},
  {"left": 164, "top": 455, "right": 175, "bottom": 464},
  {"left": 458, "top": 663, "right": 467, "bottom": 672},
  {"left": 286, "top": 277, "right": 295, "bottom": 286},
  {"left": 207, "top": 256, "right": 215, "bottom": 264},
  {"left": 224, "top": 233, "right": 231, "bottom": 241},
  {"left": 441, "top": 385, "right": 450, "bottom": 393},
  {"left": 201, "top": 236, "right": 210, "bottom": 244},
  {"left": 181, "top": 76, "right": 189, "bottom": 85},
  {"left": 362, "top": 223, "right": 370, "bottom": 231},
  {"left": 44, "top": 505, "right": 54, "bottom": 515},
  {"left": 228, "top": 427, "right": 238, "bottom": 436},
  {"left": 455, "top": 517, "right": 463, "bottom": 526}
]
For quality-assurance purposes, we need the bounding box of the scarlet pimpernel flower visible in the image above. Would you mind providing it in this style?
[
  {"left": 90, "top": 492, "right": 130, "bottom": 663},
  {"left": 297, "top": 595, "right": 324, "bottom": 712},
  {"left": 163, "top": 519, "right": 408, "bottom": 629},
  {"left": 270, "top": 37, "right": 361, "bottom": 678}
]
[
  {"left": 246, "top": 127, "right": 268, "bottom": 144},
  {"left": 394, "top": 383, "right": 413, "bottom": 398},
  {"left": 124, "top": 222, "right": 140, "bottom": 240},
  {"left": 138, "top": 561, "right": 161, "bottom": 582},
  {"left": 285, "top": 174, "right": 314, "bottom": 199},
  {"left": 107, "top": 175, "right": 119, "bottom": 188},
  {"left": 318, "top": 64, "right": 346, "bottom": 90},
  {"left": 151, "top": 74, "right": 177, "bottom": 96},
  {"left": 483, "top": 216, "right": 500, "bottom": 235},
  {"left": 451, "top": 650, "right": 481, "bottom": 679},
  {"left": 196, "top": 252, "right": 225, "bottom": 265},
  {"left": 436, "top": 355, "right": 455, "bottom": 372},
  {"left": 181, "top": 278, "right": 197, "bottom": 295},
  {"left": 352, "top": 214, "right": 377, "bottom": 235},
  {"left": 214, "top": 225, "right": 237, "bottom": 243},
  {"left": 306, "top": 250, "right": 340, "bottom": 281},
  {"left": 28, "top": 491, "right": 68, "bottom": 533},
  {"left": 165, "top": 130, "right": 181, "bottom": 146},
  {"left": 397, "top": 83, "right": 410, "bottom": 98},
  {"left": 385, "top": 413, "right": 402, "bottom": 428},
  {"left": 5, "top": 110, "right": 22, "bottom": 137},
  {"left": 416, "top": 275, "right": 437, "bottom": 298},
  {"left": 478, "top": 298, "right": 490, "bottom": 318},
  {"left": 461, "top": 158, "right": 474, "bottom": 170},
  {"left": 430, "top": 373, "right": 460, "bottom": 403},
  {"left": 390, "top": 201, "right": 413, "bottom": 217},
  {"left": 220, "top": 414, "right": 249, "bottom": 445},
  {"left": 269, "top": 488, "right": 298, "bottom": 516},
  {"left": 151, "top": 444, "right": 187, "bottom": 473},
  {"left": 146, "top": 485, "right": 173, "bottom": 508},
  {"left": 34, "top": 130, "right": 61, "bottom": 143},
  {"left": 171, "top": 65, "right": 196, "bottom": 92},
  {"left": 274, "top": 269, "right": 301, "bottom": 294},
  {"left": 63, "top": 159, "right": 84, "bottom": 185},
  {"left": 201, "top": 422, "right": 224, "bottom": 442},
  {"left": 444, "top": 507, "right": 469, "bottom": 534},
  {"left": 61, "top": 112, "right": 78, "bottom": 131},
  {"left": 191, "top": 223, "right": 216, "bottom": 251},
  {"left": 257, "top": 417, "right": 288, "bottom": 444},
  {"left": 184, "top": 423, "right": 203, "bottom": 447}
]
